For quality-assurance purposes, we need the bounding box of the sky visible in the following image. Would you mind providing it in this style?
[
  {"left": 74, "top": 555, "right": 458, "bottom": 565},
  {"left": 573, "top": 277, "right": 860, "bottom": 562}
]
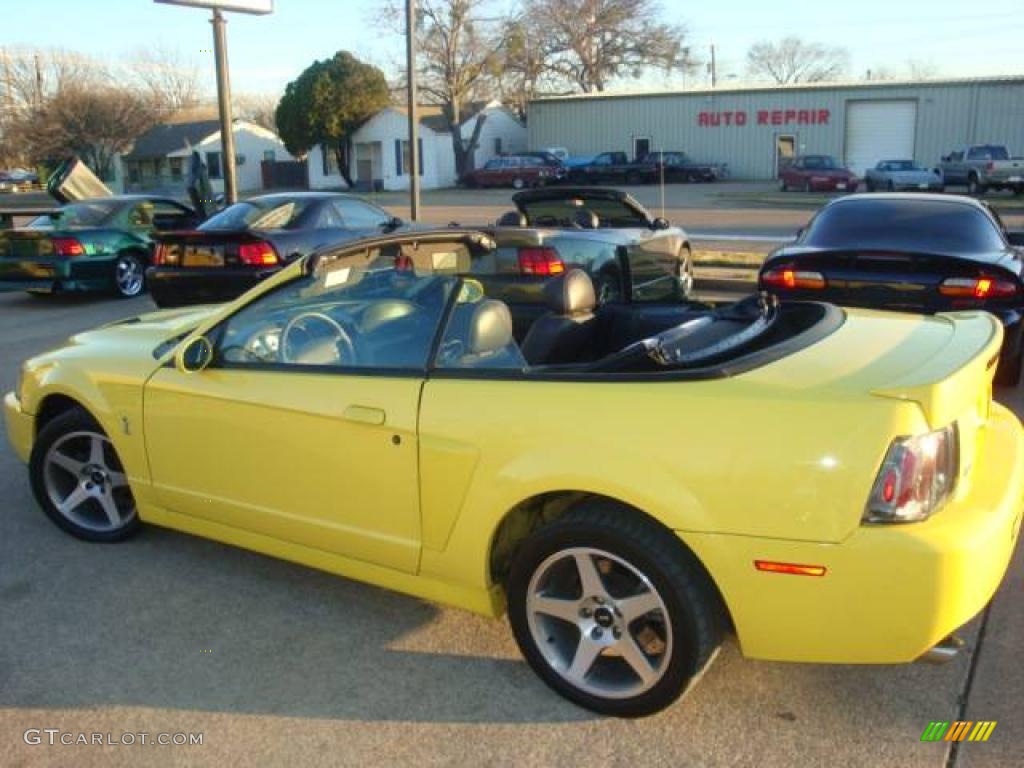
[{"left": 1, "top": 0, "right": 1022, "bottom": 98}]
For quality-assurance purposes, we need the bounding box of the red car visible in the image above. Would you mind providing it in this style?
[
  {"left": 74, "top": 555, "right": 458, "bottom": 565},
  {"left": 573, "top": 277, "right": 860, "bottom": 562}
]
[
  {"left": 461, "top": 154, "right": 561, "bottom": 189},
  {"left": 780, "top": 155, "right": 858, "bottom": 193}
]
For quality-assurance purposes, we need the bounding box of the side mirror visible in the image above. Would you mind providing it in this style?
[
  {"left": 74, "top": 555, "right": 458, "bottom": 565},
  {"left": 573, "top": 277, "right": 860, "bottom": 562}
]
[
  {"left": 385, "top": 216, "right": 403, "bottom": 230},
  {"left": 651, "top": 217, "right": 670, "bottom": 230},
  {"left": 176, "top": 336, "right": 213, "bottom": 373}
]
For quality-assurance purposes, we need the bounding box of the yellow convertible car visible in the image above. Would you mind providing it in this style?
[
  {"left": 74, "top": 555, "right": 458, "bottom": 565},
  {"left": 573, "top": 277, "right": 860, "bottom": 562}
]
[{"left": 5, "top": 230, "right": 1024, "bottom": 717}]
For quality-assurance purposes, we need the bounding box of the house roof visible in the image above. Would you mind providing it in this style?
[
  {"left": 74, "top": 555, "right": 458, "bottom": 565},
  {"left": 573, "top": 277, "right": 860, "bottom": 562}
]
[
  {"left": 123, "top": 120, "right": 222, "bottom": 161},
  {"left": 390, "top": 101, "right": 500, "bottom": 134}
]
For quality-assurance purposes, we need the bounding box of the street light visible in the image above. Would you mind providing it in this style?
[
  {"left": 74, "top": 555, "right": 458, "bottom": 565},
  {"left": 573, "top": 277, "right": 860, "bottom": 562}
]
[{"left": 154, "top": 0, "right": 273, "bottom": 205}]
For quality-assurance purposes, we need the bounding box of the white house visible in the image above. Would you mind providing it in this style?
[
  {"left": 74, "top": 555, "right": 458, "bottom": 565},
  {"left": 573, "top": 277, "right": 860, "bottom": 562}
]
[
  {"left": 309, "top": 101, "right": 527, "bottom": 192},
  {"left": 120, "top": 119, "right": 294, "bottom": 195}
]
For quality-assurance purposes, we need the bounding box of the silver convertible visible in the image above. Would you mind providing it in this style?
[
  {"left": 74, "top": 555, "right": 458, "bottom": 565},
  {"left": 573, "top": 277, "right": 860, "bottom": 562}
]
[{"left": 864, "top": 160, "right": 944, "bottom": 192}]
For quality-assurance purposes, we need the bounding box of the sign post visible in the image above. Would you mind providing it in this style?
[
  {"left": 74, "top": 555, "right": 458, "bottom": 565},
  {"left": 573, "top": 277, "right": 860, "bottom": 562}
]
[{"left": 154, "top": 1, "right": 274, "bottom": 205}]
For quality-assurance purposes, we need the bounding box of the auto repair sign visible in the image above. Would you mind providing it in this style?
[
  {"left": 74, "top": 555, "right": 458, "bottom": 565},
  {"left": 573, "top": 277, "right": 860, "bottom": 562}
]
[{"left": 698, "top": 109, "right": 831, "bottom": 127}]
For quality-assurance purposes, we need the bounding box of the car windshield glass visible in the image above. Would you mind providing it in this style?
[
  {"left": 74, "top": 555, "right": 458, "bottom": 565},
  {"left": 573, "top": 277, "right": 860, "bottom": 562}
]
[
  {"left": 200, "top": 199, "right": 311, "bottom": 231},
  {"left": 28, "top": 201, "right": 120, "bottom": 228},
  {"left": 518, "top": 197, "right": 647, "bottom": 227},
  {"left": 804, "top": 200, "right": 1005, "bottom": 254},
  {"left": 804, "top": 156, "right": 840, "bottom": 170},
  {"left": 887, "top": 161, "right": 916, "bottom": 171}
]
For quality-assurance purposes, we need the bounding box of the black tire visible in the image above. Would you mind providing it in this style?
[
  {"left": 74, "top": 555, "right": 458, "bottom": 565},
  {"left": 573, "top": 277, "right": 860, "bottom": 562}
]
[
  {"left": 779, "top": 179, "right": 788, "bottom": 192},
  {"left": 967, "top": 174, "right": 987, "bottom": 196},
  {"left": 886, "top": 180, "right": 895, "bottom": 192},
  {"left": 29, "top": 408, "right": 140, "bottom": 543},
  {"left": 507, "top": 501, "right": 725, "bottom": 717},
  {"left": 112, "top": 252, "right": 146, "bottom": 298}
]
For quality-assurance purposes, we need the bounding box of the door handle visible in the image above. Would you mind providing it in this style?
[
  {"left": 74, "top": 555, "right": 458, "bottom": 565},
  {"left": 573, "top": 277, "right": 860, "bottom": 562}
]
[{"left": 343, "top": 405, "right": 386, "bottom": 426}]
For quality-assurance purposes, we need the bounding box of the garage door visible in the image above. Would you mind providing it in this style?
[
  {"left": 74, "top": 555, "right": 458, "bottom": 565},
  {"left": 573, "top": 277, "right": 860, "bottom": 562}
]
[{"left": 844, "top": 100, "right": 917, "bottom": 177}]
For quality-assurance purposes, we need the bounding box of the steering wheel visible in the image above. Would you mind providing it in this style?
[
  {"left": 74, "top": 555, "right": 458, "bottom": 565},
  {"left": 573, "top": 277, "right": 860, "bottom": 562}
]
[{"left": 280, "top": 312, "right": 358, "bottom": 365}]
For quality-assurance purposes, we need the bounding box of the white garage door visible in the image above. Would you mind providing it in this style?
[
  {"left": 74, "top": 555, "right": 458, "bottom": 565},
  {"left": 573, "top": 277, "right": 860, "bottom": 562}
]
[{"left": 844, "top": 100, "right": 917, "bottom": 177}]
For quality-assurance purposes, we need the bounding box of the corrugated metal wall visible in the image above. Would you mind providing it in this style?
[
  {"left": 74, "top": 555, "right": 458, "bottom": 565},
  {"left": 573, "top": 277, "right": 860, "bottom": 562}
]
[{"left": 527, "top": 79, "right": 1024, "bottom": 180}]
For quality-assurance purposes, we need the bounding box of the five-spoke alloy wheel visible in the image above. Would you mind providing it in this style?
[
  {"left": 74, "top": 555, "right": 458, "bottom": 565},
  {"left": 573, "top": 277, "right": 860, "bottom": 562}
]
[
  {"left": 508, "top": 502, "right": 725, "bottom": 717},
  {"left": 30, "top": 408, "right": 139, "bottom": 541}
]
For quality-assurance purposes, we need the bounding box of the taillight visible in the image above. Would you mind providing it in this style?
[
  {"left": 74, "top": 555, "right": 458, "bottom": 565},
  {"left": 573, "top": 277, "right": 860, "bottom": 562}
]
[
  {"left": 760, "top": 266, "right": 826, "bottom": 290},
  {"left": 864, "top": 425, "right": 958, "bottom": 524},
  {"left": 939, "top": 276, "right": 1017, "bottom": 299},
  {"left": 51, "top": 237, "right": 85, "bottom": 257},
  {"left": 238, "top": 241, "right": 279, "bottom": 267},
  {"left": 153, "top": 243, "right": 178, "bottom": 266},
  {"left": 518, "top": 246, "right": 564, "bottom": 276}
]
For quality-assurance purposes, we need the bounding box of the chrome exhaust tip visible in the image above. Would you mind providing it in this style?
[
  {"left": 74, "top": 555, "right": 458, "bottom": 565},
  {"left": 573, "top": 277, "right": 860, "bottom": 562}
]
[{"left": 918, "top": 634, "right": 965, "bottom": 664}]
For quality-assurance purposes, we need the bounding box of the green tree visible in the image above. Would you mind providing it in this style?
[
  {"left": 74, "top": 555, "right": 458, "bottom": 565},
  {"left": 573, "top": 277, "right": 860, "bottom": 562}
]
[{"left": 275, "top": 52, "right": 390, "bottom": 187}]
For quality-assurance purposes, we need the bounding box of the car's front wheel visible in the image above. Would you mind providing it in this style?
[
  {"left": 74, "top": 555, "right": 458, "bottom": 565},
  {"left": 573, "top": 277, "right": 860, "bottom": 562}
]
[
  {"left": 29, "top": 408, "right": 140, "bottom": 542},
  {"left": 113, "top": 253, "right": 146, "bottom": 298},
  {"left": 507, "top": 502, "right": 725, "bottom": 717}
]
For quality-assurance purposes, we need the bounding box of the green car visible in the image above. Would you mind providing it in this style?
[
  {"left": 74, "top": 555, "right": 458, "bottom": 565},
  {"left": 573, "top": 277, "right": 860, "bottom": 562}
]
[{"left": 0, "top": 196, "right": 200, "bottom": 297}]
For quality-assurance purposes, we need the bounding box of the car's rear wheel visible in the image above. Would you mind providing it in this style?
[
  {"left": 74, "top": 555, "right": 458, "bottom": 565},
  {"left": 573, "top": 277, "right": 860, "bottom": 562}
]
[
  {"left": 507, "top": 502, "right": 724, "bottom": 717},
  {"left": 967, "top": 174, "right": 987, "bottom": 196},
  {"left": 30, "top": 408, "right": 140, "bottom": 542},
  {"left": 113, "top": 253, "right": 145, "bottom": 298}
]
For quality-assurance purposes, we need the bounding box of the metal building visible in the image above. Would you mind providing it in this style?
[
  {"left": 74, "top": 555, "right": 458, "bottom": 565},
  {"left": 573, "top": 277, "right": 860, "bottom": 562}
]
[{"left": 527, "top": 76, "right": 1024, "bottom": 179}]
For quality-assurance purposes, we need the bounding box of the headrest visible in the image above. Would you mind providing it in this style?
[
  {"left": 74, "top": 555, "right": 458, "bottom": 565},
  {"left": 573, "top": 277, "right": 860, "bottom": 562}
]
[
  {"left": 497, "top": 210, "right": 527, "bottom": 227},
  {"left": 572, "top": 209, "right": 599, "bottom": 229},
  {"left": 543, "top": 269, "right": 596, "bottom": 315},
  {"left": 468, "top": 299, "right": 514, "bottom": 355}
]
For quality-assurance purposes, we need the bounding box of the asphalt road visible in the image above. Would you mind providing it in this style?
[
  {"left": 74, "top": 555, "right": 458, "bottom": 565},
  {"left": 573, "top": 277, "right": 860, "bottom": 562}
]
[{"left": 0, "top": 273, "right": 1020, "bottom": 766}]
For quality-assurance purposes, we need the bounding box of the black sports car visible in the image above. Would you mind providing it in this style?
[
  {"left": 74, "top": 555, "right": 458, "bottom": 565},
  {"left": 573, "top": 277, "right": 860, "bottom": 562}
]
[
  {"left": 758, "top": 193, "right": 1024, "bottom": 384},
  {"left": 147, "top": 192, "right": 405, "bottom": 307}
]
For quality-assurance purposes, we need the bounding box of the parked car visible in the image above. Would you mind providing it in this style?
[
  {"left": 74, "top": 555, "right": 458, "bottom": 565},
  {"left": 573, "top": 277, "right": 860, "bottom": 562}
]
[
  {"left": 481, "top": 187, "right": 694, "bottom": 335},
  {"left": 758, "top": 193, "right": 1024, "bottom": 384},
  {"left": 461, "top": 154, "right": 561, "bottom": 189},
  {"left": 539, "top": 146, "right": 570, "bottom": 163},
  {"left": 937, "top": 145, "right": 1024, "bottom": 196},
  {"left": 7, "top": 227, "right": 1022, "bottom": 717},
  {"left": 0, "top": 169, "right": 39, "bottom": 193},
  {"left": 0, "top": 196, "right": 200, "bottom": 297},
  {"left": 147, "top": 192, "right": 405, "bottom": 307},
  {"left": 779, "top": 155, "right": 858, "bottom": 192},
  {"left": 566, "top": 152, "right": 647, "bottom": 185},
  {"left": 638, "top": 151, "right": 728, "bottom": 183},
  {"left": 864, "top": 160, "right": 943, "bottom": 192}
]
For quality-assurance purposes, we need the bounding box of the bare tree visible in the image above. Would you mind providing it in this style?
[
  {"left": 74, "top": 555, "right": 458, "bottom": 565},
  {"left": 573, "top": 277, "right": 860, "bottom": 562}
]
[
  {"left": 125, "top": 47, "right": 203, "bottom": 113},
  {"left": 746, "top": 37, "right": 848, "bottom": 84},
  {"left": 234, "top": 92, "right": 280, "bottom": 132},
  {"left": 0, "top": 47, "right": 109, "bottom": 110},
  {"left": 10, "top": 84, "right": 159, "bottom": 179},
  {"left": 382, "top": 0, "right": 507, "bottom": 177},
  {"left": 524, "top": 0, "right": 695, "bottom": 93}
]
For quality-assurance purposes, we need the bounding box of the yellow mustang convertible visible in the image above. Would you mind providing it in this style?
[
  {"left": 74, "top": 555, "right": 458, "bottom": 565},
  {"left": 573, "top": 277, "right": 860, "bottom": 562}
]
[{"left": 5, "top": 230, "right": 1024, "bottom": 717}]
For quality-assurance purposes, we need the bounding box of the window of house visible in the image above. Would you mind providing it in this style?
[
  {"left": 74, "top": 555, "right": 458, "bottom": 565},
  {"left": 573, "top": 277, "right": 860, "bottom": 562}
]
[
  {"left": 169, "top": 157, "right": 183, "bottom": 180},
  {"left": 395, "top": 139, "right": 424, "bottom": 176},
  {"left": 206, "top": 151, "right": 222, "bottom": 180},
  {"left": 322, "top": 146, "right": 340, "bottom": 176},
  {"left": 264, "top": 150, "right": 276, "bottom": 162}
]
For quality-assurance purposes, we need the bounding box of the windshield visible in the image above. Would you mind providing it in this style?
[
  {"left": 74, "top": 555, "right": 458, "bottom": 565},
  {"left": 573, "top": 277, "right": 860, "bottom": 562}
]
[
  {"left": 804, "top": 156, "right": 842, "bottom": 170},
  {"left": 200, "top": 199, "right": 312, "bottom": 231},
  {"left": 885, "top": 160, "right": 918, "bottom": 171},
  {"left": 518, "top": 196, "right": 648, "bottom": 227},
  {"left": 28, "top": 200, "right": 120, "bottom": 229},
  {"left": 804, "top": 199, "right": 1005, "bottom": 254}
]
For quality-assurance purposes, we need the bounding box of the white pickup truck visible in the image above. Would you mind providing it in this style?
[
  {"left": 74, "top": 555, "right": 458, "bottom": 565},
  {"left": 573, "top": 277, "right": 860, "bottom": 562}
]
[{"left": 937, "top": 144, "right": 1024, "bottom": 195}]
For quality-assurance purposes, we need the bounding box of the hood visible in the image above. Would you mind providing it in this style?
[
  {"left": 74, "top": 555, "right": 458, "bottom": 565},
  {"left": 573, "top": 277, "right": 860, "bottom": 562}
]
[
  {"left": 66, "top": 304, "right": 221, "bottom": 355},
  {"left": 886, "top": 170, "right": 939, "bottom": 181}
]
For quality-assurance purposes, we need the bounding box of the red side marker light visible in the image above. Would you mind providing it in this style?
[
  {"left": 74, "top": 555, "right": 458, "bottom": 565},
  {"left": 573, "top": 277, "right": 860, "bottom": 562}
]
[{"left": 754, "top": 560, "right": 827, "bottom": 577}]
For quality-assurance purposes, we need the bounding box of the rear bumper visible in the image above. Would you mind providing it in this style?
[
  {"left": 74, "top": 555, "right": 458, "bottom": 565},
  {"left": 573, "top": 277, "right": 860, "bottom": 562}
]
[
  {"left": 684, "top": 402, "right": 1024, "bottom": 663},
  {"left": 147, "top": 266, "right": 277, "bottom": 307},
  {"left": 0, "top": 257, "right": 111, "bottom": 293},
  {"left": 4, "top": 391, "right": 33, "bottom": 464}
]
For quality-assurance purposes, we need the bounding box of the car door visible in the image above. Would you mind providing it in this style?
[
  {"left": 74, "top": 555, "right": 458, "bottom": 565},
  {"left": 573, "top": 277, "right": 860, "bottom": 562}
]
[
  {"left": 946, "top": 149, "right": 967, "bottom": 184},
  {"left": 141, "top": 246, "right": 458, "bottom": 573}
]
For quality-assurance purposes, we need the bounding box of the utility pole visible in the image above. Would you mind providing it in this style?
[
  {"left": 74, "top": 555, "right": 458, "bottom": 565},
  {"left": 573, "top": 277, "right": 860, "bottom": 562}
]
[
  {"left": 210, "top": 8, "right": 238, "bottom": 204},
  {"left": 709, "top": 43, "right": 717, "bottom": 88},
  {"left": 405, "top": 0, "right": 420, "bottom": 221}
]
